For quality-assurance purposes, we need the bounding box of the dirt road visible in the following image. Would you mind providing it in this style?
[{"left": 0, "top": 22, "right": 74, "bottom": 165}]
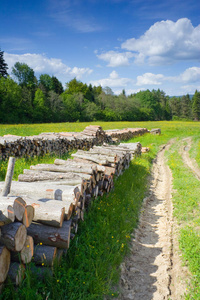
[{"left": 117, "top": 140, "right": 187, "bottom": 300}]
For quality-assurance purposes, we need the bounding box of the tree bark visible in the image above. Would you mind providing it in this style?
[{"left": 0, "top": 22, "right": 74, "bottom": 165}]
[
  {"left": 11, "top": 235, "right": 34, "bottom": 264},
  {"left": 0, "top": 203, "right": 15, "bottom": 226},
  {"left": 27, "top": 220, "right": 71, "bottom": 249},
  {"left": 33, "top": 244, "right": 57, "bottom": 267},
  {"left": 0, "top": 222, "right": 27, "bottom": 251},
  {"left": 7, "top": 262, "right": 25, "bottom": 286}
]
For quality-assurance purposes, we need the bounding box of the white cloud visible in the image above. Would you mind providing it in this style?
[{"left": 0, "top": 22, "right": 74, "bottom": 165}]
[
  {"left": 4, "top": 53, "right": 93, "bottom": 80},
  {"left": 97, "top": 50, "right": 134, "bottom": 67},
  {"left": 122, "top": 18, "right": 200, "bottom": 65},
  {"left": 136, "top": 73, "right": 164, "bottom": 86},
  {"left": 90, "top": 70, "right": 133, "bottom": 88},
  {"left": 179, "top": 67, "right": 200, "bottom": 83}
]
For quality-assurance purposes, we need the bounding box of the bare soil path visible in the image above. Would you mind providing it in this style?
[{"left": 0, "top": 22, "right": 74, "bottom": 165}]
[{"left": 116, "top": 140, "right": 187, "bottom": 300}]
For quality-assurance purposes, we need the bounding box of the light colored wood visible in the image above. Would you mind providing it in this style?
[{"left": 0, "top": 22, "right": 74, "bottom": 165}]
[
  {"left": 33, "top": 244, "right": 57, "bottom": 267},
  {"left": 30, "top": 163, "right": 95, "bottom": 174},
  {"left": 0, "top": 222, "right": 27, "bottom": 252},
  {"left": 0, "top": 245, "right": 10, "bottom": 284},
  {"left": 22, "top": 205, "right": 34, "bottom": 228},
  {"left": 11, "top": 235, "right": 34, "bottom": 264},
  {"left": 27, "top": 220, "right": 71, "bottom": 249},
  {"left": 0, "top": 203, "right": 15, "bottom": 226},
  {"left": 1, "top": 157, "right": 15, "bottom": 196}
]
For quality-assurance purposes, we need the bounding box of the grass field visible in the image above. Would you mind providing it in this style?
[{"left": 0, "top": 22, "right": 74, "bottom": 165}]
[{"left": 0, "top": 121, "right": 200, "bottom": 299}]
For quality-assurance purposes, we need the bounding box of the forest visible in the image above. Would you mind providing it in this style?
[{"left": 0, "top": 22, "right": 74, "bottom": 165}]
[{"left": 0, "top": 49, "right": 200, "bottom": 124}]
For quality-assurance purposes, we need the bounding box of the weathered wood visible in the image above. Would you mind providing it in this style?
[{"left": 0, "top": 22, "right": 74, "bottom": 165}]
[
  {"left": 1, "top": 157, "right": 15, "bottom": 196},
  {"left": 11, "top": 235, "right": 34, "bottom": 264},
  {"left": 33, "top": 244, "right": 57, "bottom": 267},
  {"left": 22, "top": 205, "right": 34, "bottom": 228},
  {"left": 0, "top": 196, "right": 27, "bottom": 223},
  {"left": 7, "top": 262, "right": 25, "bottom": 286},
  {"left": 24, "top": 198, "right": 65, "bottom": 227},
  {"left": 0, "top": 245, "right": 10, "bottom": 284},
  {"left": 27, "top": 220, "right": 71, "bottom": 249},
  {"left": 30, "top": 163, "right": 95, "bottom": 174},
  {"left": 0, "top": 203, "right": 15, "bottom": 226},
  {"left": 0, "top": 222, "right": 27, "bottom": 251}
]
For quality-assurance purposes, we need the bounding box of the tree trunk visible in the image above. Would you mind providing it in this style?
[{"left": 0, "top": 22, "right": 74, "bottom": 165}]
[
  {"left": 0, "top": 245, "right": 10, "bottom": 284},
  {"left": 27, "top": 220, "right": 71, "bottom": 249},
  {"left": 0, "top": 222, "right": 27, "bottom": 251},
  {"left": 0, "top": 203, "right": 15, "bottom": 226}
]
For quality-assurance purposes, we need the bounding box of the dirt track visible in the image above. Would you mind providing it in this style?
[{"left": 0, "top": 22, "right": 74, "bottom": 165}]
[{"left": 117, "top": 140, "right": 188, "bottom": 300}]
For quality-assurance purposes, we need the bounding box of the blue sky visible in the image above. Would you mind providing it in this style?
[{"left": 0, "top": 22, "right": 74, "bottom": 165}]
[{"left": 0, "top": 0, "right": 200, "bottom": 96}]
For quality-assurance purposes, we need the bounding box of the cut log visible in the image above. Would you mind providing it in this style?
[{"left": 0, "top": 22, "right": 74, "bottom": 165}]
[
  {"left": 0, "top": 196, "right": 26, "bottom": 223},
  {"left": 11, "top": 235, "right": 34, "bottom": 264},
  {"left": 27, "top": 220, "right": 71, "bottom": 249},
  {"left": 23, "top": 198, "right": 65, "bottom": 227},
  {"left": 33, "top": 244, "right": 57, "bottom": 267},
  {"left": 1, "top": 157, "right": 15, "bottom": 196},
  {"left": 30, "top": 266, "right": 53, "bottom": 279},
  {"left": 7, "top": 262, "right": 25, "bottom": 286},
  {"left": 0, "top": 203, "right": 15, "bottom": 226},
  {"left": 0, "top": 245, "right": 10, "bottom": 284},
  {"left": 22, "top": 205, "right": 34, "bottom": 228},
  {"left": 0, "top": 222, "right": 27, "bottom": 251},
  {"left": 30, "top": 163, "right": 95, "bottom": 175}
]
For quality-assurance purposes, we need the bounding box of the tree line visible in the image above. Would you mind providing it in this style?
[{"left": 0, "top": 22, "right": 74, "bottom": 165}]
[{"left": 0, "top": 48, "right": 200, "bottom": 124}]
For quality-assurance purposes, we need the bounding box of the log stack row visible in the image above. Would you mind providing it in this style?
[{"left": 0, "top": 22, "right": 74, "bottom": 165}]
[
  {"left": 105, "top": 127, "right": 149, "bottom": 142},
  {"left": 0, "top": 141, "right": 142, "bottom": 290},
  {"left": 0, "top": 126, "right": 148, "bottom": 160}
]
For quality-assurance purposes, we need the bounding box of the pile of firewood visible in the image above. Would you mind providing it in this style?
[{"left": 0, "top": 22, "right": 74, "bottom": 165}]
[
  {"left": 105, "top": 128, "right": 149, "bottom": 141},
  {"left": 0, "top": 126, "right": 113, "bottom": 160},
  {"left": 0, "top": 141, "right": 142, "bottom": 289},
  {"left": 0, "top": 126, "right": 148, "bottom": 160}
]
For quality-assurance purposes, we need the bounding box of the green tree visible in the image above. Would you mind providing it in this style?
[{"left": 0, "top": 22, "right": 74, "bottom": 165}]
[
  {"left": 192, "top": 90, "right": 200, "bottom": 121},
  {"left": 51, "top": 76, "right": 64, "bottom": 94},
  {"left": 0, "top": 49, "right": 8, "bottom": 78},
  {"left": 181, "top": 94, "right": 191, "bottom": 119},
  {"left": 33, "top": 88, "right": 49, "bottom": 122},
  {"left": 12, "top": 62, "right": 37, "bottom": 87}
]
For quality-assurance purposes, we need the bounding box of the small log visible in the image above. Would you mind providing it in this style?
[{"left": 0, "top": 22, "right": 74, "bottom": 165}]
[
  {"left": 7, "top": 262, "right": 25, "bottom": 286},
  {"left": 27, "top": 220, "right": 71, "bottom": 249},
  {"left": 0, "top": 203, "right": 15, "bottom": 226},
  {"left": 22, "top": 205, "right": 34, "bottom": 228},
  {"left": 1, "top": 157, "right": 15, "bottom": 196},
  {"left": 11, "top": 235, "right": 34, "bottom": 264},
  {"left": 30, "top": 163, "right": 95, "bottom": 175},
  {"left": 0, "top": 222, "right": 27, "bottom": 252},
  {"left": 33, "top": 244, "right": 57, "bottom": 267},
  {"left": 0, "top": 245, "right": 10, "bottom": 284},
  {"left": 0, "top": 196, "right": 26, "bottom": 223}
]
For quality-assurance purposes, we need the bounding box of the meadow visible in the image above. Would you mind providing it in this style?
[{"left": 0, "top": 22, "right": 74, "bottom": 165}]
[{"left": 0, "top": 120, "right": 200, "bottom": 299}]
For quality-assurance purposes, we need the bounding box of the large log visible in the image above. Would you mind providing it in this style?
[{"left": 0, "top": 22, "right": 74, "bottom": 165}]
[
  {"left": 0, "top": 222, "right": 27, "bottom": 252},
  {"left": 23, "top": 198, "right": 65, "bottom": 227},
  {"left": 33, "top": 244, "right": 57, "bottom": 267},
  {"left": 11, "top": 235, "right": 34, "bottom": 264},
  {"left": 7, "top": 262, "right": 25, "bottom": 286},
  {"left": 1, "top": 157, "right": 15, "bottom": 196},
  {"left": 0, "top": 245, "right": 10, "bottom": 284},
  {"left": 0, "top": 196, "right": 26, "bottom": 224},
  {"left": 27, "top": 220, "right": 71, "bottom": 249},
  {"left": 30, "top": 163, "right": 95, "bottom": 175}
]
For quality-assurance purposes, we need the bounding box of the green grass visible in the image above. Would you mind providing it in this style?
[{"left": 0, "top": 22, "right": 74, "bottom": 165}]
[
  {"left": 166, "top": 140, "right": 200, "bottom": 299},
  {"left": 1, "top": 121, "right": 200, "bottom": 299}
]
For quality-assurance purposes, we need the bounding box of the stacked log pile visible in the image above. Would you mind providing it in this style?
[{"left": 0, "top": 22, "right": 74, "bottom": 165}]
[
  {"left": 105, "top": 127, "right": 149, "bottom": 141},
  {"left": 0, "top": 141, "right": 142, "bottom": 289},
  {"left": 0, "top": 126, "right": 148, "bottom": 160}
]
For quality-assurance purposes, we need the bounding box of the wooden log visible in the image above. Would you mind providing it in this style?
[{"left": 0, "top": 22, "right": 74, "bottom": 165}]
[
  {"left": 0, "top": 203, "right": 15, "bottom": 226},
  {"left": 0, "top": 196, "right": 26, "bottom": 223},
  {"left": 0, "top": 222, "right": 27, "bottom": 252},
  {"left": 29, "top": 266, "right": 53, "bottom": 279},
  {"left": 0, "top": 245, "right": 10, "bottom": 284},
  {"left": 22, "top": 205, "right": 34, "bottom": 228},
  {"left": 1, "top": 157, "right": 15, "bottom": 196},
  {"left": 23, "top": 198, "right": 65, "bottom": 227},
  {"left": 72, "top": 152, "right": 109, "bottom": 165},
  {"left": 30, "top": 163, "right": 95, "bottom": 175},
  {"left": 27, "top": 220, "right": 71, "bottom": 249},
  {"left": 11, "top": 235, "right": 34, "bottom": 264},
  {"left": 7, "top": 262, "right": 25, "bottom": 286},
  {"left": 33, "top": 244, "right": 57, "bottom": 267}
]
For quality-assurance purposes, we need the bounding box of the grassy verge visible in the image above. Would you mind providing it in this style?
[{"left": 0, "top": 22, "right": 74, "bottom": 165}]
[
  {"left": 166, "top": 140, "right": 200, "bottom": 299},
  {"left": 1, "top": 121, "right": 200, "bottom": 299}
]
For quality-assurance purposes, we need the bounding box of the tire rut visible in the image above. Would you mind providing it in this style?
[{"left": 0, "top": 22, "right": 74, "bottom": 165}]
[{"left": 116, "top": 139, "right": 186, "bottom": 300}]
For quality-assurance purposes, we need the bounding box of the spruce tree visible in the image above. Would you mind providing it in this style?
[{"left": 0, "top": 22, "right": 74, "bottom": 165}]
[
  {"left": 0, "top": 48, "right": 8, "bottom": 78},
  {"left": 192, "top": 90, "right": 200, "bottom": 121}
]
